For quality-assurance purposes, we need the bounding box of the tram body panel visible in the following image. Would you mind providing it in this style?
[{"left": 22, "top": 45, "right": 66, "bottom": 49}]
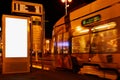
[{"left": 70, "top": 0, "right": 120, "bottom": 20}]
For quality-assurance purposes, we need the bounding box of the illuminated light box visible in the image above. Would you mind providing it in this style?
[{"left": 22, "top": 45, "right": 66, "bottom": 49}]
[
  {"left": 2, "top": 15, "right": 30, "bottom": 74},
  {"left": 5, "top": 17, "right": 28, "bottom": 58}
]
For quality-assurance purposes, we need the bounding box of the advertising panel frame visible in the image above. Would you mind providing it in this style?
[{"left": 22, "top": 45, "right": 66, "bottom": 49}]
[{"left": 2, "top": 14, "right": 30, "bottom": 74}]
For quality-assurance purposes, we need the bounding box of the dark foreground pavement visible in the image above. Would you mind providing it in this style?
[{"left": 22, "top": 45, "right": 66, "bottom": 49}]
[{"left": 0, "top": 68, "right": 110, "bottom": 80}]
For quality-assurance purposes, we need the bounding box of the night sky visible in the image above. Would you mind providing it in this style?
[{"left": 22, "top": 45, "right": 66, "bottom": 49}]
[{"left": 0, "top": 0, "right": 95, "bottom": 38}]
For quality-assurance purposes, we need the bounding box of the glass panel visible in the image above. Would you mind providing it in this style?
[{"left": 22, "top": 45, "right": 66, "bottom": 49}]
[
  {"left": 72, "top": 26, "right": 89, "bottom": 36},
  {"left": 63, "top": 32, "right": 69, "bottom": 54},
  {"left": 57, "top": 34, "right": 62, "bottom": 54},
  {"left": 91, "top": 22, "right": 117, "bottom": 53},
  {"left": 56, "top": 32, "right": 69, "bottom": 54},
  {"left": 72, "top": 34, "right": 89, "bottom": 53},
  {"left": 5, "top": 17, "right": 28, "bottom": 58}
]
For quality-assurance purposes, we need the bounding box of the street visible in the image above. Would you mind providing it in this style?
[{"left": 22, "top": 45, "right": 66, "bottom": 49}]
[{"left": 0, "top": 68, "right": 110, "bottom": 80}]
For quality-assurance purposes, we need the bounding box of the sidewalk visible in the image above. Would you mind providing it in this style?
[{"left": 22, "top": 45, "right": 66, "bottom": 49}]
[{"left": 0, "top": 68, "right": 110, "bottom": 80}]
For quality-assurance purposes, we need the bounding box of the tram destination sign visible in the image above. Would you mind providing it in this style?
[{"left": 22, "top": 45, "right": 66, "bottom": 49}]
[
  {"left": 12, "top": 1, "right": 43, "bottom": 15},
  {"left": 81, "top": 15, "right": 101, "bottom": 26}
]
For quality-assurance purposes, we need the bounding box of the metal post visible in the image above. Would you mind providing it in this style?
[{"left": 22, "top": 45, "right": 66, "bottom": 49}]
[{"left": 65, "top": 0, "right": 67, "bottom": 15}]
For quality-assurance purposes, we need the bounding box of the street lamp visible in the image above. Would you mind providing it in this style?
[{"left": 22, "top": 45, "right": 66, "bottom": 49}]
[{"left": 61, "top": 0, "right": 72, "bottom": 15}]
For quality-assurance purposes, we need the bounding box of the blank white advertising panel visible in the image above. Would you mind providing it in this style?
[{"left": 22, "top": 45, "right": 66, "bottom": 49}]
[
  {"left": 2, "top": 15, "right": 30, "bottom": 74},
  {"left": 5, "top": 17, "right": 28, "bottom": 57}
]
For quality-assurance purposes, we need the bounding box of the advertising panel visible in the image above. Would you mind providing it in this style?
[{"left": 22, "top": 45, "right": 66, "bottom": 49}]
[
  {"left": 5, "top": 17, "right": 28, "bottom": 58},
  {"left": 2, "top": 15, "right": 30, "bottom": 74}
]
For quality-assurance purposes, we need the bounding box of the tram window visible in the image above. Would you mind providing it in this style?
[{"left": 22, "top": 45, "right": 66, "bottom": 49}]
[
  {"left": 91, "top": 28, "right": 117, "bottom": 53},
  {"left": 72, "top": 34, "right": 89, "bottom": 53},
  {"left": 57, "top": 34, "right": 62, "bottom": 54},
  {"left": 56, "top": 32, "right": 69, "bottom": 54},
  {"left": 73, "top": 28, "right": 89, "bottom": 36}
]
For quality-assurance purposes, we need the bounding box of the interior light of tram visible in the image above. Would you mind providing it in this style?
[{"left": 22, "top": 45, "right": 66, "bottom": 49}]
[
  {"left": 80, "top": 29, "right": 89, "bottom": 33},
  {"left": 92, "top": 22, "right": 116, "bottom": 31},
  {"left": 75, "top": 26, "right": 89, "bottom": 33},
  {"left": 76, "top": 26, "right": 82, "bottom": 31}
]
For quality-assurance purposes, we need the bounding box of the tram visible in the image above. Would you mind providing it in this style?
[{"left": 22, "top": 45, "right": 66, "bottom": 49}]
[{"left": 52, "top": 0, "right": 120, "bottom": 79}]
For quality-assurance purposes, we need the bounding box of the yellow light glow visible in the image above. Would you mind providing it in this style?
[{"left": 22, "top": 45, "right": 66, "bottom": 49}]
[
  {"left": 61, "top": 0, "right": 72, "bottom": 3},
  {"left": 61, "top": 0, "right": 65, "bottom": 3},
  {"left": 68, "top": 0, "right": 72, "bottom": 2},
  {"left": 92, "top": 22, "right": 116, "bottom": 31},
  {"left": 76, "top": 26, "right": 82, "bottom": 31},
  {"left": 46, "top": 40, "right": 50, "bottom": 43},
  {"left": 32, "top": 65, "right": 50, "bottom": 70},
  {"left": 80, "top": 29, "right": 89, "bottom": 33},
  {"left": 32, "top": 65, "right": 42, "bottom": 69}
]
